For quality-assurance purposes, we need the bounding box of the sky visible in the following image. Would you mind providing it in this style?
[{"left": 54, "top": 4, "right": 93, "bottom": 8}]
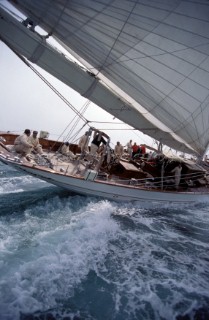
[{"left": 0, "top": 0, "right": 156, "bottom": 150}]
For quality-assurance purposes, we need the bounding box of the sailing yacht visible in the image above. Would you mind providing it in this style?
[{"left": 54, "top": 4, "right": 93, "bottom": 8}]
[{"left": 0, "top": 0, "right": 209, "bottom": 203}]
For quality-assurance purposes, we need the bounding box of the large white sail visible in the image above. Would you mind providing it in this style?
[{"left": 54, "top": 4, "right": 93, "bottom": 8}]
[{"left": 3, "top": 0, "right": 209, "bottom": 156}]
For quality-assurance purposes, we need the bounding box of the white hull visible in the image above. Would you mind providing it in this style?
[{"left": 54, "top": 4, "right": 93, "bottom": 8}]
[{"left": 1, "top": 156, "right": 209, "bottom": 204}]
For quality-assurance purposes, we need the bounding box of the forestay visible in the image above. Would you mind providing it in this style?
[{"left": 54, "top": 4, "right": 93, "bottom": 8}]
[{"left": 5, "top": 0, "right": 209, "bottom": 156}]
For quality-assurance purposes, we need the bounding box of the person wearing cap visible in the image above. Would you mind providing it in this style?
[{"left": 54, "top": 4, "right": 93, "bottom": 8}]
[
  {"left": 14, "top": 129, "right": 33, "bottom": 155},
  {"left": 28, "top": 130, "right": 43, "bottom": 154}
]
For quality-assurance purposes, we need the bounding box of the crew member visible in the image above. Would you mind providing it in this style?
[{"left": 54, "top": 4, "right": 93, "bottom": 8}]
[
  {"left": 114, "top": 141, "right": 124, "bottom": 158},
  {"left": 61, "top": 142, "right": 70, "bottom": 155},
  {"left": 140, "top": 144, "right": 146, "bottom": 155},
  {"left": 60, "top": 142, "right": 75, "bottom": 159},
  {"left": 132, "top": 142, "right": 139, "bottom": 158},
  {"left": 90, "top": 130, "right": 109, "bottom": 156},
  {"left": 78, "top": 132, "right": 89, "bottom": 153},
  {"left": 126, "top": 140, "right": 132, "bottom": 158},
  {"left": 14, "top": 129, "right": 33, "bottom": 156},
  {"left": 171, "top": 163, "right": 182, "bottom": 190},
  {"left": 28, "top": 130, "right": 43, "bottom": 154}
]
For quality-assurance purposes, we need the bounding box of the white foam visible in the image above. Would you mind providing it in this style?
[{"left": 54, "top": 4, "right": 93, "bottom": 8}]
[
  {"left": 0, "top": 199, "right": 119, "bottom": 319},
  {"left": 1, "top": 195, "right": 209, "bottom": 319},
  {"left": 0, "top": 175, "right": 48, "bottom": 194}
]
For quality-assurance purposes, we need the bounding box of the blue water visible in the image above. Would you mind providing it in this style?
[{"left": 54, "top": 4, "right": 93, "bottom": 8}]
[{"left": 0, "top": 163, "right": 209, "bottom": 320}]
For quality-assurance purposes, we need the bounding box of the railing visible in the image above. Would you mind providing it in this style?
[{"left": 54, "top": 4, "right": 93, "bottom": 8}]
[
  {"left": 28, "top": 149, "right": 208, "bottom": 191},
  {"left": 98, "top": 171, "right": 208, "bottom": 190}
]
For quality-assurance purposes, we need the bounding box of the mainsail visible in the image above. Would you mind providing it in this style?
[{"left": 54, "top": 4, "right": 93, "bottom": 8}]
[{"left": 1, "top": 0, "right": 209, "bottom": 156}]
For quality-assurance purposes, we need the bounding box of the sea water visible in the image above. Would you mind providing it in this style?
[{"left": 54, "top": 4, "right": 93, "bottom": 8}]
[{"left": 0, "top": 163, "right": 209, "bottom": 320}]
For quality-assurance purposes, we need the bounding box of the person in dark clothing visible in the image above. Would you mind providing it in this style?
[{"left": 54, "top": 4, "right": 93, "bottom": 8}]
[{"left": 90, "top": 130, "right": 108, "bottom": 155}]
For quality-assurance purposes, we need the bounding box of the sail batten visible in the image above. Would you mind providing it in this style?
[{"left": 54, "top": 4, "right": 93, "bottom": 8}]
[{"left": 3, "top": 0, "right": 209, "bottom": 155}]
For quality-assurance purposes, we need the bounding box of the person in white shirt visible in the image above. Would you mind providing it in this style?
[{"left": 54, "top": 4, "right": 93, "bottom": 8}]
[
  {"left": 126, "top": 139, "right": 132, "bottom": 158},
  {"left": 14, "top": 129, "right": 33, "bottom": 156},
  {"left": 60, "top": 142, "right": 70, "bottom": 155},
  {"left": 60, "top": 142, "right": 75, "bottom": 159},
  {"left": 78, "top": 132, "right": 89, "bottom": 153},
  {"left": 28, "top": 130, "right": 43, "bottom": 154},
  {"left": 114, "top": 141, "right": 123, "bottom": 158},
  {"left": 171, "top": 163, "right": 182, "bottom": 189}
]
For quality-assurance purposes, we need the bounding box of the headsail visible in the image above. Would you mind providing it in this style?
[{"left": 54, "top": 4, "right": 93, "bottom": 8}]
[{"left": 2, "top": 0, "right": 209, "bottom": 156}]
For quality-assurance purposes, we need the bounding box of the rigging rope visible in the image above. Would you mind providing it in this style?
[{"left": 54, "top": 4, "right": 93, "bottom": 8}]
[
  {"left": 0, "top": 37, "right": 95, "bottom": 146},
  {"left": 1, "top": 36, "right": 91, "bottom": 127},
  {"left": 28, "top": 64, "right": 90, "bottom": 126}
]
